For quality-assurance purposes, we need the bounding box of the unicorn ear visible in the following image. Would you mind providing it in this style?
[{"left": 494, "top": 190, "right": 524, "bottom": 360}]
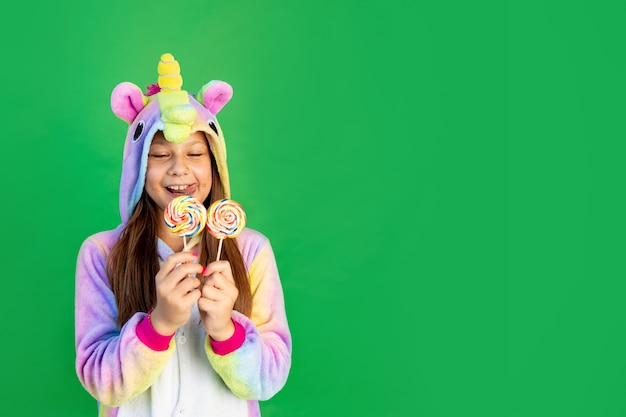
[
  {"left": 111, "top": 82, "right": 148, "bottom": 123},
  {"left": 197, "top": 81, "right": 233, "bottom": 114}
]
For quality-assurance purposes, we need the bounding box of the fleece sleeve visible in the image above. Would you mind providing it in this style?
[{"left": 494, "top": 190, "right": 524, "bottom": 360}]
[
  {"left": 74, "top": 236, "right": 176, "bottom": 407},
  {"left": 204, "top": 239, "right": 292, "bottom": 400}
]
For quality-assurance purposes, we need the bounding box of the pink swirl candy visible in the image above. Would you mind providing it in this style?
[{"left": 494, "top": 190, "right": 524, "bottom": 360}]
[
  {"left": 164, "top": 195, "right": 207, "bottom": 237},
  {"left": 206, "top": 199, "right": 246, "bottom": 239}
]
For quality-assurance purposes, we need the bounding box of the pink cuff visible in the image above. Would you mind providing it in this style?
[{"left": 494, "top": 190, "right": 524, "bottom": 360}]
[
  {"left": 136, "top": 310, "right": 175, "bottom": 351},
  {"left": 209, "top": 319, "right": 245, "bottom": 356}
]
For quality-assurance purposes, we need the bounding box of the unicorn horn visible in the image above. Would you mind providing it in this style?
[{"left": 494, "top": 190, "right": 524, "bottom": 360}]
[{"left": 158, "top": 53, "right": 183, "bottom": 93}]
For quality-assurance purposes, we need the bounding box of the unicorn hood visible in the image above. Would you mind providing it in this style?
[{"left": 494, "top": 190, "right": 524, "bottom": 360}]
[{"left": 110, "top": 53, "right": 233, "bottom": 223}]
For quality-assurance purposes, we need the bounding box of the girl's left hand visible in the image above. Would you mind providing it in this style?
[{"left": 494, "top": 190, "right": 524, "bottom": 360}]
[{"left": 198, "top": 260, "right": 239, "bottom": 341}]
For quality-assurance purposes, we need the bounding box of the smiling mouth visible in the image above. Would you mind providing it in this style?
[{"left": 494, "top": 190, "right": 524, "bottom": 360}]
[{"left": 166, "top": 184, "right": 196, "bottom": 195}]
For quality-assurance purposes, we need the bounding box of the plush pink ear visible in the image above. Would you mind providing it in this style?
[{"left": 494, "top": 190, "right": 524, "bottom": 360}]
[
  {"left": 200, "top": 81, "right": 233, "bottom": 114},
  {"left": 111, "top": 82, "right": 147, "bottom": 123}
]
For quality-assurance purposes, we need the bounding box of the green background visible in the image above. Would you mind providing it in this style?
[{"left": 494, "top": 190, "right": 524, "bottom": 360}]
[{"left": 1, "top": 0, "right": 626, "bottom": 416}]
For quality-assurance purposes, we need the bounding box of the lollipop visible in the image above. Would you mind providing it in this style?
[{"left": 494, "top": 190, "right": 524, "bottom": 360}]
[
  {"left": 164, "top": 195, "right": 207, "bottom": 251},
  {"left": 206, "top": 199, "right": 246, "bottom": 260}
]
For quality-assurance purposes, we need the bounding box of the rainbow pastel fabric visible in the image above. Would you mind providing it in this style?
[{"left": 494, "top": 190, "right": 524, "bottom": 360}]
[{"left": 75, "top": 228, "right": 291, "bottom": 416}]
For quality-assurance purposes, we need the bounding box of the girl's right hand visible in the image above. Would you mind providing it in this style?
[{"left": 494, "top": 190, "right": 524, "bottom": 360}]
[{"left": 149, "top": 252, "right": 203, "bottom": 336}]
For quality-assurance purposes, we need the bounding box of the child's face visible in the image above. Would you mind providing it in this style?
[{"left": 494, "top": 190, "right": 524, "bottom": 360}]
[{"left": 145, "top": 130, "right": 213, "bottom": 212}]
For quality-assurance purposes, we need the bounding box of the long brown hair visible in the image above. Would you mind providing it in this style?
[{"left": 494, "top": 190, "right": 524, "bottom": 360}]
[{"left": 107, "top": 151, "right": 252, "bottom": 327}]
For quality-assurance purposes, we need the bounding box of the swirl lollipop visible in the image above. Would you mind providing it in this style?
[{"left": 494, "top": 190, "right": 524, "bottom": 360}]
[
  {"left": 206, "top": 199, "right": 246, "bottom": 260},
  {"left": 164, "top": 195, "right": 207, "bottom": 251}
]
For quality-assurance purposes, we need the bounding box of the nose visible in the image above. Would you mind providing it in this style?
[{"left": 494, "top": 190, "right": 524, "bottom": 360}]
[{"left": 167, "top": 155, "right": 188, "bottom": 176}]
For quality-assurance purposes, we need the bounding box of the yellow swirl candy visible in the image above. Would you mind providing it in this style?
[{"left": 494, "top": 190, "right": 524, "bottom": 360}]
[
  {"left": 164, "top": 196, "right": 207, "bottom": 237},
  {"left": 206, "top": 199, "right": 246, "bottom": 239}
]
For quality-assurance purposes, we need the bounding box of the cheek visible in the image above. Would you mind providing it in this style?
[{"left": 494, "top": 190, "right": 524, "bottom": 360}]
[
  {"left": 197, "top": 168, "right": 213, "bottom": 192},
  {"left": 197, "top": 159, "right": 213, "bottom": 187},
  {"left": 144, "top": 167, "right": 161, "bottom": 193},
  {"left": 199, "top": 173, "right": 212, "bottom": 188}
]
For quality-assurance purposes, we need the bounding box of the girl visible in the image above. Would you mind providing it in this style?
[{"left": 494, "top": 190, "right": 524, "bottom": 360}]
[{"left": 75, "top": 54, "right": 291, "bottom": 417}]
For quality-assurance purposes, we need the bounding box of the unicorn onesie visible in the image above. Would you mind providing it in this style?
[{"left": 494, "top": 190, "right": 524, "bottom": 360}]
[{"left": 74, "top": 54, "right": 291, "bottom": 417}]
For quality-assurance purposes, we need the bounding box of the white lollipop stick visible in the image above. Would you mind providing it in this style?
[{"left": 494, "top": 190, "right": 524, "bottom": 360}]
[{"left": 216, "top": 239, "right": 224, "bottom": 261}]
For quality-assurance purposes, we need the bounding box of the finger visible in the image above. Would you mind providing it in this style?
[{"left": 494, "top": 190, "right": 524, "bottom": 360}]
[
  {"left": 166, "top": 276, "right": 202, "bottom": 299},
  {"left": 157, "top": 253, "right": 201, "bottom": 282},
  {"left": 178, "top": 263, "right": 205, "bottom": 278},
  {"left": 158, "top": 271, "right": 202, "bottom": 299},
  {"left": 182, "top": 288, "right": 202, "bottom": 304},
  {"left": 202, "top": 271, "right": 235, "bottom": 291},
  {"left": 197, "top": 296, "right": 230, "bottom": 315},
  {"left": 202, "top": 261, "right": 234, "bottom": 282},
  {"left": 203, "top": 276, "right": 239, "bottom": 301},
  {"left": 201, "top": 282, "right": 238, "bottom": 306},
  {"left": 201, "top": 284, "right": 222, "bottom": 301},
  {"left": 203, "top": 272, "right": 226, "bottom": 289},
  {"left": 168, "top": 263, "right": 204, "bottom": 285},
  {"left": 163, "top": 252, "right": 200, "bottom": 270},
  {"left": 182, "top": 276, "right": 202, "bottom": 292},
  {"left": 197, "top": 297, "right": 218, "bottom": 315}
]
